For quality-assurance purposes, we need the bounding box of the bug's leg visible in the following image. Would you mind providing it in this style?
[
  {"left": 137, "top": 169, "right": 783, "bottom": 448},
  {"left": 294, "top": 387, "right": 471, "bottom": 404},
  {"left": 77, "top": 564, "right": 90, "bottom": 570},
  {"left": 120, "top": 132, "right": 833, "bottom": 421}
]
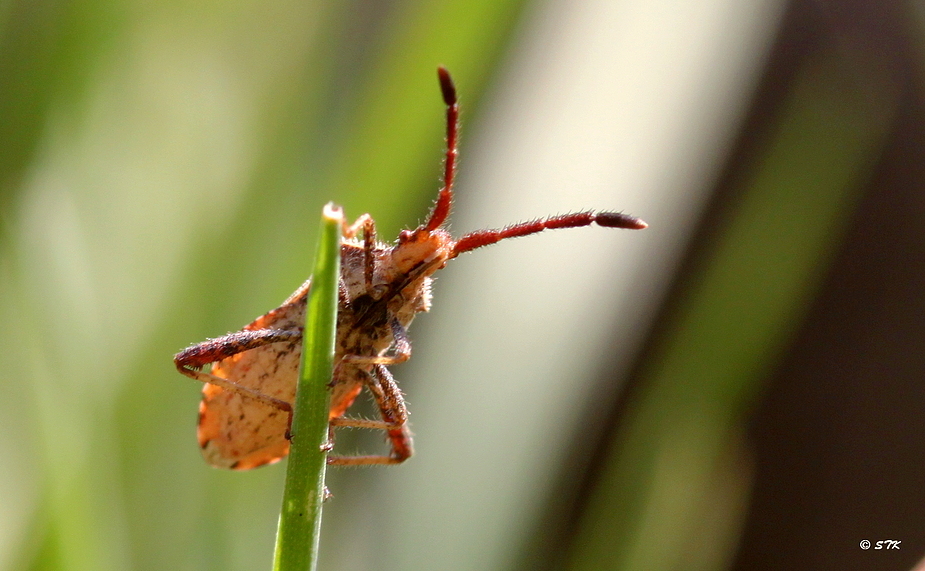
[
  {"left": 321, "top": 425, "right": 336, "bottom": 452},
  {"left": 342, "top": 213, "right": 372, "bottom": 239},
  {"left": 326, "top": 320, "right": 412, "bottom": 463},
  {"left": 341, "top": 318, "right": 411, "bottom": 367},
  {"left": 328, "top": 364, "right": 414, "bottom": 465},
  {"left": 174, "top": 329, "right": 299, "bottom": 434},
  {"left": 387, "top": 317, "right": 411, "bottom": 363},
  {"left": 342, "top": 214, "right": 378, "bottom": 292},
  {"left": 361, "top": 217, "right": 376, "bottom": 293}
]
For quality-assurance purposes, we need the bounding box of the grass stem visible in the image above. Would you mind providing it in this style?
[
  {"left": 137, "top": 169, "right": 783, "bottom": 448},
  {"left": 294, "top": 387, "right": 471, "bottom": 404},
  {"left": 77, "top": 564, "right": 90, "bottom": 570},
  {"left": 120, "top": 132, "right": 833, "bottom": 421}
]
[{"left": 272, "top": 203, "right": 343, "bottom": 571}]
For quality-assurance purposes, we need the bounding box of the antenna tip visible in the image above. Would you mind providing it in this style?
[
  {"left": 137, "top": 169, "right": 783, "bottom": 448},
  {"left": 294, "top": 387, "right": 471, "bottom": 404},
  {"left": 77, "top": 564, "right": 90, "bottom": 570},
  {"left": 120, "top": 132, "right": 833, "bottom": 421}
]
[
  {"left": 437, "top": 66, "right": 457, "bottom": 106},
  {"left": 595, "top": 212, "right": 648, "bottom": 230}
]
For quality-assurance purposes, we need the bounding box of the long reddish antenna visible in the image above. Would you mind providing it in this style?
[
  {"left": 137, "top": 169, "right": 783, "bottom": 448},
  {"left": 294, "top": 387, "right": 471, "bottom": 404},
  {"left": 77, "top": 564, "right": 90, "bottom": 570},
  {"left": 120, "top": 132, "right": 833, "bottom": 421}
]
[
  {"left": 453, "top": 211, "right": 647, "bottom": 256},
  {"left": 422, "top": 66, "right": 647, "bottom": 253},
  {"left": 424, "top": 66, "right": 459, "bottom": 231}
]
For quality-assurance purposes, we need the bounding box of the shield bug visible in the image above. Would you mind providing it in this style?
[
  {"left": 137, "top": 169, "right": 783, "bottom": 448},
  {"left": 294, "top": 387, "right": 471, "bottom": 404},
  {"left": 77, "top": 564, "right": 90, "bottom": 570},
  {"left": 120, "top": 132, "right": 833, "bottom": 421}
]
[{"left": 174, "top": 66, "right": 646, "bottom": 470}]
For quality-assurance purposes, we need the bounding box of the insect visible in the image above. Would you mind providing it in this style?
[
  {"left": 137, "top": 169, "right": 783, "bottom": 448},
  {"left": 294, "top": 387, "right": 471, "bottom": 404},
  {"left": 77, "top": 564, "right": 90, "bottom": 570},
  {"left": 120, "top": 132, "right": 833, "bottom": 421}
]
[{"left": 174, "top": 66, "right": 646, "bottom": 470}]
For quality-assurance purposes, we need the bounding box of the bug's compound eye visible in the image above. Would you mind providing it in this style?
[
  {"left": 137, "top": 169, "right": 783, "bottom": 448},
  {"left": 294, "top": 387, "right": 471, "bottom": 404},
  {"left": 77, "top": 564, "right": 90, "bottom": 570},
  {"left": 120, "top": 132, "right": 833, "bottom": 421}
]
[{"left": 398, "top": 229, "right": 414, "bottom": 244}]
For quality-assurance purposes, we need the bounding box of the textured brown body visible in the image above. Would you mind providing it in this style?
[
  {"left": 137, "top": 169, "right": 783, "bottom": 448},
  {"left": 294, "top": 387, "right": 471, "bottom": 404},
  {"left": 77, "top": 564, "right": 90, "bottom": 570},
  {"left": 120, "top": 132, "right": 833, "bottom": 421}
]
[
  {"left": 184, "top": 231, "right": 453, "bottom": 469},
  {"left": 174, "top": 67, "right": 645, "bottom": 470}
]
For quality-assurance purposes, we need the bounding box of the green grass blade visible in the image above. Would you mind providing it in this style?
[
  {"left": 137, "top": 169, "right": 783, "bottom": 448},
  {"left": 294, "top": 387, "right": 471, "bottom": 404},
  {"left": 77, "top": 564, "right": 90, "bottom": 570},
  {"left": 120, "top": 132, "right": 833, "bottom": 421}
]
[{"left": 272, "top": 203, "right": 343, "bottom": 571}]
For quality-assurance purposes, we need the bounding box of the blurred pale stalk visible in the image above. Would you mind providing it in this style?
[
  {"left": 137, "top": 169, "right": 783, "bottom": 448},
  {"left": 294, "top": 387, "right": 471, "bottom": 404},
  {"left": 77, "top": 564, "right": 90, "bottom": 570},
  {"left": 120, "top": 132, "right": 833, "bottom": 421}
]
[{"left": 566, "top": 34, "right": 899, "bottom": 571}]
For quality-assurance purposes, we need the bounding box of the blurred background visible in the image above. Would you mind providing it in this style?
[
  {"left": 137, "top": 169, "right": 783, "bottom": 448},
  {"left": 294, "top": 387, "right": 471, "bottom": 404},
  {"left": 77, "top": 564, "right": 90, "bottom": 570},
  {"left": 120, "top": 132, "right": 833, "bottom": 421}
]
[{"left": 1, "top": 0, "right": 923, "bottom": 569}]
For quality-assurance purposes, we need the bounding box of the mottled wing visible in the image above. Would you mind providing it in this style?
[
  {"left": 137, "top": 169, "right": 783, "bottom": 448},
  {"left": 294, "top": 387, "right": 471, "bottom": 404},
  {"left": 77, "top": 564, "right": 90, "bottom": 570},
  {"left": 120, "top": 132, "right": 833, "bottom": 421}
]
[
  {"left": 198, "top": 280, "right": 310, "bottom": 469},
  {"left": 199, "top": 352, "right": 299, "bottom": 468},
  {"left": 199, "top": 330, "right": 303, "bottom": 469},
  {"left": 197, "top": 277, "right": 367, "bottom": 469}
]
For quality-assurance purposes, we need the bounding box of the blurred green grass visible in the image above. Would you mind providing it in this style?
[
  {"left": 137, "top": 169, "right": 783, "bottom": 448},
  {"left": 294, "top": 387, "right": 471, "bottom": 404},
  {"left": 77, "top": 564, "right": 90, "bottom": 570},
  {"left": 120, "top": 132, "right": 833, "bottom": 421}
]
[{"left": 0, "top": 1, "right": 528, "bottom": 569}]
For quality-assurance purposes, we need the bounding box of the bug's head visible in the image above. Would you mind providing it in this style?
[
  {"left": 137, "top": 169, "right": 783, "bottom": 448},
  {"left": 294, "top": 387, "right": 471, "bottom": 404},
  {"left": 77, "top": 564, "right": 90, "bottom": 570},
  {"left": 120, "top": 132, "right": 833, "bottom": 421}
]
[{"left": 406, "top": 66, "right": 646, "bottom": 268}]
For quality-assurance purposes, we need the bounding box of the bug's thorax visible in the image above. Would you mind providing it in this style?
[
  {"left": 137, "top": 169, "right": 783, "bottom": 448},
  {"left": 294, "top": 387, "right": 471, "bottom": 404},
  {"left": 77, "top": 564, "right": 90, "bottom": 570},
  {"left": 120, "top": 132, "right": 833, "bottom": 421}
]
[{"left": 337, "top": 226, "right": 454, "bottom": 356}]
